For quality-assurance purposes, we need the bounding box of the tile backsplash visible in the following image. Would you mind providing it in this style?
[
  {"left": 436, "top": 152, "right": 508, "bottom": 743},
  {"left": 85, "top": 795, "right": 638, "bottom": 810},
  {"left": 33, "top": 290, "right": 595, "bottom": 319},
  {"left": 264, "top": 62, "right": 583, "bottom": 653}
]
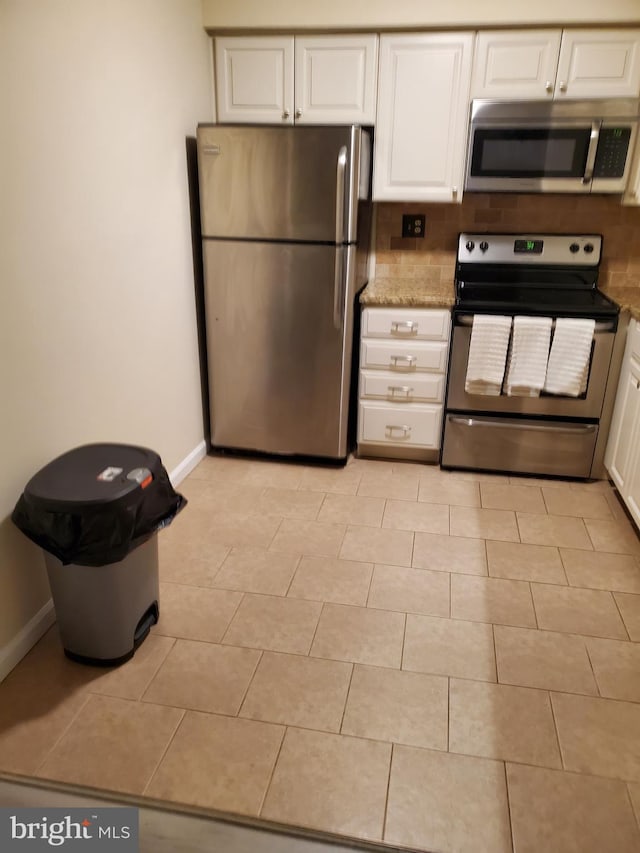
[{"left": 375, "top": 195, "right": 640, "bottom": 291}]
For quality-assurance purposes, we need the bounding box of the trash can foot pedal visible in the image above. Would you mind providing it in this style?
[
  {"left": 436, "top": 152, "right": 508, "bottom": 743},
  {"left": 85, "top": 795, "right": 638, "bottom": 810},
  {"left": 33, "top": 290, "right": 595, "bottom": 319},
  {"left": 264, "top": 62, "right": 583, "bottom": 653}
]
[{"left": 133, "top": 602, "right": 159, "bottom": 649}]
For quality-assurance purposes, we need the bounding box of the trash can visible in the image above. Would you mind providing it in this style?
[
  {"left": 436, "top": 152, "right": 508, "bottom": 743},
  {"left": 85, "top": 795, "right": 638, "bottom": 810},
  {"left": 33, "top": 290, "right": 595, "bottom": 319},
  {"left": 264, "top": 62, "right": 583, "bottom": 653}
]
[{"left": 12, "top": 443, "right": 186, "bottom": 666}]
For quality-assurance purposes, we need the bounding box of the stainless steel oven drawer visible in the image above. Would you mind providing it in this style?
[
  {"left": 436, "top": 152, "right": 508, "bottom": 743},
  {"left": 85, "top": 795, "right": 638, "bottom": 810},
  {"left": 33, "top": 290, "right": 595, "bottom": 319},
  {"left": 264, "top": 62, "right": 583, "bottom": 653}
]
[{"left": 441, "top": 414, "right": 599, "bottom": 478}]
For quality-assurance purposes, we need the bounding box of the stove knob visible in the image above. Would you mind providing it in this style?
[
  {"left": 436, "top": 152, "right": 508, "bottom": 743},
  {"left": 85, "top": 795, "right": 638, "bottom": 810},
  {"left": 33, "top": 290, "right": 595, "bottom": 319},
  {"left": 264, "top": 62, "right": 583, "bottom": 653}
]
[
  {"left": 569, "top": 243, "right": 580, "bottom": 253},
  {"left": 584, "top": 243, "right": 594, "bottom": 254},
  {"left": 465, "top": 240, "right": 475, "bottom": 252},
  {"left": 479, "top": 241, "right": 489, "bottom": 252}
]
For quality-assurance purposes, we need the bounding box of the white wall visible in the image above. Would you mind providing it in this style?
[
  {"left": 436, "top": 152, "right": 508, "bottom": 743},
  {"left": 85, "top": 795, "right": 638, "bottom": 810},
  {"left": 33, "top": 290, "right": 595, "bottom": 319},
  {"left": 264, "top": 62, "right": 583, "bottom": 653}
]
[
  {"left": 0, "top": 0, "right": 213, "bottom": 666},
  {"left": 202, "top": 0, "right": 640, "bottom": 29}
]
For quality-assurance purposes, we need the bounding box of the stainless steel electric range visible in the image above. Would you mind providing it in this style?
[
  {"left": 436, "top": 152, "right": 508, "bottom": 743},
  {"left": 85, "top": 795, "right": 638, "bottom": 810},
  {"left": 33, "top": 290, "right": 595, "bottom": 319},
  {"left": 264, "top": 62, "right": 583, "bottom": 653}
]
[{"left": 441, "top": 233, "right": 620, "bottom": 479}]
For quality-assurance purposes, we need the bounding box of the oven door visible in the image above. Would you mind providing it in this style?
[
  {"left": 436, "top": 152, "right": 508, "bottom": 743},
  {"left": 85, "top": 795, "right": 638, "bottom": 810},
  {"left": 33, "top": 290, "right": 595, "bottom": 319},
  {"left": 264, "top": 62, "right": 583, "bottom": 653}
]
[
  {"left": 446, "top": 315, "right": 615, "bottom": 418},
  {"left": 441, "top": 415, "right": 598, "bottom": 478}
]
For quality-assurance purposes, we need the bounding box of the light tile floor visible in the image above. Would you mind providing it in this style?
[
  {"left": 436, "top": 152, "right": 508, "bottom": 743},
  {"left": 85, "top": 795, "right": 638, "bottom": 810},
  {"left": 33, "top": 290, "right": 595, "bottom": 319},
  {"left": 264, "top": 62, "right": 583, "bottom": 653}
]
[{"left": 2, "top": 455, "right": 640, "bottom": 852}]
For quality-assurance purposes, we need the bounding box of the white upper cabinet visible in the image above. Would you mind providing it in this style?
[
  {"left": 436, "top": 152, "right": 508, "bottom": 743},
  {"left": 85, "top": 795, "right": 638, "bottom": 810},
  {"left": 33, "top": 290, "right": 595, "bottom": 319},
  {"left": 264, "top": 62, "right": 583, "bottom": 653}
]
[
  {"left": 472, "top": 28, "right": 640, "bottom": 100},
  {"left": 294, "top": 35, "right": 378, "bottom": 124},
  {"left": 557, "top": 30, "right": 640, "bottom": 99},
  {"left": 373, "top": 33, "right": 474, "bottom": 203},
  {"left": 215, "top": 36, "right": 294, "bottom": 123},
  {"left": 471, "top": 30, "right": 562, "bottom": 99},
  {"left": 215, "top": 35, "right": 378, "bottom": 125}
]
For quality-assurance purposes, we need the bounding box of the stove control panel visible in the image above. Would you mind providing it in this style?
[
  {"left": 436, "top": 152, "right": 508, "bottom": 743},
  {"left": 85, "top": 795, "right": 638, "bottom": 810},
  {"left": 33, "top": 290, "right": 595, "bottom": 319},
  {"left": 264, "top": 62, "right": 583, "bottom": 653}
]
[{"left": 458, "top": 234, "right": 602, "bottom": 266}]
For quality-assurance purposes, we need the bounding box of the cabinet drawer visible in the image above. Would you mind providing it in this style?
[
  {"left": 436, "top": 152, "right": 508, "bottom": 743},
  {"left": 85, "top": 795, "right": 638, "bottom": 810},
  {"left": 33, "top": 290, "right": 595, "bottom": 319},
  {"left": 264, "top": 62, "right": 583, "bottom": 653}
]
[
  {"left": 362, "top": 307, "right": 450, "bottom": 340},
  {"left": 360, "top": 339, "right": 448, "bottom": 372},
  {"left": 359, "top": 369, "right": 444, "bottom": 403},
  {"left": 358, "top": 401, "right": 442, "bottom": 448}
]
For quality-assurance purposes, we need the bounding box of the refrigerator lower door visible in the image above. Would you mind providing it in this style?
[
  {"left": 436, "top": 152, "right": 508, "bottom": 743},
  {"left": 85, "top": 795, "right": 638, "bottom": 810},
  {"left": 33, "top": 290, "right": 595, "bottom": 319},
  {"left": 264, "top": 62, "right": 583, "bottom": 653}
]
[{"left": 203, "top": 240, "right": 358, "bottom": 459}]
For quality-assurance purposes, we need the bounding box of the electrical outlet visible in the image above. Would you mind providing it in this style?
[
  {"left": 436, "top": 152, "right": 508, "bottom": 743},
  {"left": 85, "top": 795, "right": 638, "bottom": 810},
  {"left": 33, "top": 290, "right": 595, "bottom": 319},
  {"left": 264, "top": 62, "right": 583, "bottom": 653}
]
[{"left": 402, "top": 214, "right": 426, "bottom": 238}]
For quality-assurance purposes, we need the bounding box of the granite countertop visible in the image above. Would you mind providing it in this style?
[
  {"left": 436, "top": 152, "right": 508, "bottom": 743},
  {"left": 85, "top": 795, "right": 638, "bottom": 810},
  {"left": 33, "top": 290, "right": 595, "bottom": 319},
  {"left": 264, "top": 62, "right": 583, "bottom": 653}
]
[
  {"left": 602, "top": 286, "right": 640, "bottom": 323},
  {"left": 360, "top": 278, "right": 454, "bottom": 308},
  {"left": 361, "top": 278, "right": 640, "bottom": 322}
]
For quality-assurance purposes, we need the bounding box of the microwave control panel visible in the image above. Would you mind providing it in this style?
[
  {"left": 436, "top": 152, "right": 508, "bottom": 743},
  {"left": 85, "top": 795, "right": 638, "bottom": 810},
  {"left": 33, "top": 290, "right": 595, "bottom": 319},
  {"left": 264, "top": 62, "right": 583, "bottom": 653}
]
[{"left": 594, "top": 127, "right": 631, "bottom": 178}]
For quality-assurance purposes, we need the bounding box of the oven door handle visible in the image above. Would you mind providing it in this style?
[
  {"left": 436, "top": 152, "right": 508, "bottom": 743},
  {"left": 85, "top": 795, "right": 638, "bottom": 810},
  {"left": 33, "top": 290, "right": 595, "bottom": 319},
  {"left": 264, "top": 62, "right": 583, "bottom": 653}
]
[
  {"left": 449, "top": 416, "right": 598, "bottom": 435},
  {"left": 455, "top": 314, "right": 615, "bottom": 333}
]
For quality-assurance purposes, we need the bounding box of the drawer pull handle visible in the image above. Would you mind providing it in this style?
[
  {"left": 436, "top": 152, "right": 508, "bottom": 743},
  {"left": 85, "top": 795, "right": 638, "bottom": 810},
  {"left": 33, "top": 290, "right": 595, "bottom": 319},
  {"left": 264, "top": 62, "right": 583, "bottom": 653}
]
[
  {"left": 388, "top": 385, "right": 414, "bottom": 399},
  {"left": 385, "top": 424, "right": 412, "bottom": 438},
  {"left": 391, "top": 320, "right": 417, "bottom": 335},
  {"left": 390, "top": 354, "right": 416, "bottom": 368}
]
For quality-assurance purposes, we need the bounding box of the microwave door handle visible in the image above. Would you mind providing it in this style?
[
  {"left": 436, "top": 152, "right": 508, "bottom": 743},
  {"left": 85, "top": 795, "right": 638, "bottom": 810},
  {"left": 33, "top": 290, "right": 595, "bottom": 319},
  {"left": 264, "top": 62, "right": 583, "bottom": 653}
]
[{"left": 583, "top": 123, "right": 600, "bottom": 184}]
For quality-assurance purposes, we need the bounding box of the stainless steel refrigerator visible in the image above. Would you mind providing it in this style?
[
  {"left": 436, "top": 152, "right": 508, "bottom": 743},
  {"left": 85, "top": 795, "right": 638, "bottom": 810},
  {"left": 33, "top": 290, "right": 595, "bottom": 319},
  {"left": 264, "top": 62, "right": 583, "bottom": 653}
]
[{"left": 196, "top": 124, "right": 372, "bottom": 461}]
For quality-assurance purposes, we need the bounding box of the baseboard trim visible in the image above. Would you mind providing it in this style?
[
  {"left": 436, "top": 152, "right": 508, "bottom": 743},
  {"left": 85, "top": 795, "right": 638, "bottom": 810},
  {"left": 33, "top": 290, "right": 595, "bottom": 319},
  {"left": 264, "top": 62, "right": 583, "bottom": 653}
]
[
  {"left": 0, "top": 599, "right": 55, "bottom": 683},
  {"left": 169, "top": 440, "right": 207, "bottom": 486}
]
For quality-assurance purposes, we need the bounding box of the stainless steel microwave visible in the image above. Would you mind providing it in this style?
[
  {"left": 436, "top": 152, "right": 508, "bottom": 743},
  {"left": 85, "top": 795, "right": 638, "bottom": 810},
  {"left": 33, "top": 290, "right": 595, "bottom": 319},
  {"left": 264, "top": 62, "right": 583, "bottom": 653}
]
[{"left": 465, "top": 99, "right": 639, "bottom": 194}]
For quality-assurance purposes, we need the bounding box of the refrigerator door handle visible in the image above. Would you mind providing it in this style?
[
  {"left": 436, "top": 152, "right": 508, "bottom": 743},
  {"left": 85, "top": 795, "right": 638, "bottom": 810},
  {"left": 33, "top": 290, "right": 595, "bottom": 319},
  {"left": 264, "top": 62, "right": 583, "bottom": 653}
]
[
  {"left": 333, "top": 248, "right": 345, "bottom": 331},
  {"left": 335, "top": 145, "right": 348, "bottom": 244}
]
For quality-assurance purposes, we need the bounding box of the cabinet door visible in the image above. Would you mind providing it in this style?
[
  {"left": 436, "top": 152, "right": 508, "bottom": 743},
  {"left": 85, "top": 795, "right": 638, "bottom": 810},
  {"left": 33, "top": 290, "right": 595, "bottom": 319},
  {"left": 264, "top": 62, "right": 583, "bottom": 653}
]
[
  {"left": 471, "top": 30, "right": 561, "bottom": 99},
  {"left": 605, "top": 327, "right": 640, "bottom": 492},
  {"left": 625, "top": 405, "right": 640, "bottom": 529},
  {"left": 215, "top": 36, "right": 294, "bottom": 124},
  {"left": 556, "top": 29, "right": 640, "bottom": 99},
  {"left": 294, "top": 35, "right": 378, "bottom": 125},
  {"left": 373, "top": 33, "right": 474, "bottom": 203}
]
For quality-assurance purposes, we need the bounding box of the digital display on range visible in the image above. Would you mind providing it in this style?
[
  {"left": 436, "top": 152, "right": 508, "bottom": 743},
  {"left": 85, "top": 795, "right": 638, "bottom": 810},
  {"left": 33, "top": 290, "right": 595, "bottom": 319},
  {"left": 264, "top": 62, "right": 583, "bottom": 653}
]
[{"left": 514, "top": 239, "right": 543, "bottom": 254}]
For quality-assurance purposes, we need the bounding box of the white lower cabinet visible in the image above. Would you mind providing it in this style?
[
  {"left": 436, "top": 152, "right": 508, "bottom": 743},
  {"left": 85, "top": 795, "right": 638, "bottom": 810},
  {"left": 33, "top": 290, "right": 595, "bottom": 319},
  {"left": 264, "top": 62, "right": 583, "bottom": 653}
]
[
  {"left": 357, "top": 307, "right": 451, "bottom": 458},
  {"left": 605, "top": 319, "right": 640, "bottom": 528}
]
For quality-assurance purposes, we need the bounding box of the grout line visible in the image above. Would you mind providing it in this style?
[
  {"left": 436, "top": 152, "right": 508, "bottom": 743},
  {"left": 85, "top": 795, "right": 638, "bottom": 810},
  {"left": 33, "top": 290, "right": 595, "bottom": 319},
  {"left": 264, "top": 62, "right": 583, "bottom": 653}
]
[
  {"left": 503, "top": 761, "right": 516, "bottom": 853},
  {"left": 236, "top": 650, "right": 264, "bottom": 718},
  {"left": 138, "top": 636, "right": 178, "bottom": 704},
  {"left": 364, "top": 563, "right": 375, "bottom": 607},
  {"left": 548, "top": 691, "right": 565, "bottom": 771},
  {"left": 381, "top": 742, "right": 395, "bottom": 843},
  {"left": 611, "top": 592, "right": 632, "bottom": 642},
  {"left": 399, "top": 613, "right": 407, "bottom": 672},
  {"left": 625, "top": 782, "right": 640, "bottom": 833},
  {"left": 257, "top": 725, "right": 288, "bottom": 817},
  {"left": 528, "top": 582, "right": 538, "bottom": 629},
  {"left": 338, "top": 663, "right": 355, "bottom": 733},
  {"left": 582, "top": 640, "right": 602, "bottom": 697},
  {"left": 218, "top": 592, "right": 245, "bottom": 645},
  {"left": 448, "top": 571, "right": 452, "bottom": 619},
  {"left": 491, "top": 623, "right": 499, "bottom": 684},
  {"left": 514, "top": 512, "right": 523, "bottom": 544},
  {"left": 556, "top": 547, "right": 571, "bottom": 586},
  {"left": 306, "top": 602, "right": 326, "bottom": 657},
  {"left": 141, "top": 707, "right": 186, "bottom": 796},
  {"left": 32, "top": 691, "right": 93, "bottom": 776},
  {"left": 283, "top": 554, "right": 303, "bottom": 598}
]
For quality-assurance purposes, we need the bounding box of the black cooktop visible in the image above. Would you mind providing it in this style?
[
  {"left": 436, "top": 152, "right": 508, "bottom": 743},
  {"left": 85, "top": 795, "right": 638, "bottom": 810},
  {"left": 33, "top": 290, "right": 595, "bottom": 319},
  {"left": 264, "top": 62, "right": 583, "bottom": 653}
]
[{"left": 455, "top": 281, "right": 619, "bottom": 320}]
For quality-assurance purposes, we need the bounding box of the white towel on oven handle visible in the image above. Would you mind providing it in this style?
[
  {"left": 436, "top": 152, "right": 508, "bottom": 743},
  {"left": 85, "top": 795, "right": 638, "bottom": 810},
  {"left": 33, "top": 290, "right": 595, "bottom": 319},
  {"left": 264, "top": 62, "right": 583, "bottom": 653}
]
[
  {"left": 465, "top": 314, "right": 512, "bottom": 396},
  {"left": 544, "top": 318, "right": 595, "bottom": 397},
  {"left": 505, "top": 316, "right": 553, "bottom": 397}
]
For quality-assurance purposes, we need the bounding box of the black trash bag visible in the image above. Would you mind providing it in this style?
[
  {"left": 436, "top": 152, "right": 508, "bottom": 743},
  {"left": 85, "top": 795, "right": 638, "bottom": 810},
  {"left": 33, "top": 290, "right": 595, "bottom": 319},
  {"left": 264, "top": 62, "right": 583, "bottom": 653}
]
[{"left": 12, "top": 443, "right": 186, "bottom": 566}]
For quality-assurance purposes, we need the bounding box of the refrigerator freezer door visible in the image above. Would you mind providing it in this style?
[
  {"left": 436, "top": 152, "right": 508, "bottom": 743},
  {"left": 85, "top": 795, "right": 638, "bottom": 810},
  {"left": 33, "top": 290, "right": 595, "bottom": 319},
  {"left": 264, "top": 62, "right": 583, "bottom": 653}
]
[
  {"left": 197, "top": 125, "right": 365, "bottom": 243},
  {"left": 203, "top": 240, "right": 358, "bottom": 458}
]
